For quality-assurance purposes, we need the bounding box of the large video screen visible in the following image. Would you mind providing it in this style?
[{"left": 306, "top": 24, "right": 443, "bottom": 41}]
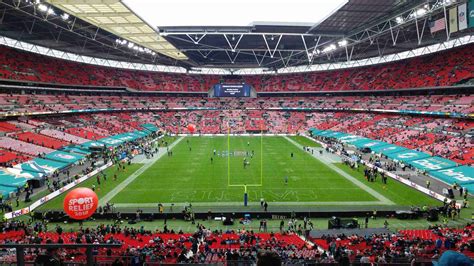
[{"left": 213, "top": 83, "right": 251, "bottom": 97}]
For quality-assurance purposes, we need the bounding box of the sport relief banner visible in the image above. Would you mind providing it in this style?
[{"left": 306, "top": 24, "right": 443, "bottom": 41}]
[
  {"left": 430, "top": 166, "right": 474, "bottom": 185},
  {"left": 4, "top": 161, "right": 113, "bottom": 220}
]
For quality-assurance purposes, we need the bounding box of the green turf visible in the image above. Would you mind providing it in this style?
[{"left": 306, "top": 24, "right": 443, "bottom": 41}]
[
  {"left": 289, "top": 136, "right": 322, "bottom": 147},
  {"left": 34, "top": 136, "right": 445, "bottom": 210},
  {"left": 336, "top": 163, "right": 442, "bottom": 207},
  {"left": 37, "top": 163, "right": 143, "bottom": 210},
  {"left": 109, "top": 136, "right": 440, "bottom": 207},
  {"left": 112, "top": 136, "right": 377, "bottom": 203}
]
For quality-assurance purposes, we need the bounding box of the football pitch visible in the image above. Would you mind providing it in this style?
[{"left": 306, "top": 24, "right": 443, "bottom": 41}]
[
  {"left": 104, "top": 136, "right": 440, "bottom": 207},
  {"left": 38, "top": 135, "right": 442, "bottom": 211}
]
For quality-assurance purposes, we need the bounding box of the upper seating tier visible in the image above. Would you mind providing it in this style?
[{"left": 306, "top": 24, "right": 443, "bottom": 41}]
[{"left": 0, "top": 43, "right": 472, "bottom": 92}]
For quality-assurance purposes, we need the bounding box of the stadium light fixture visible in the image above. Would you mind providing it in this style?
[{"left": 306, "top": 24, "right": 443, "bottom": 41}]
[
  {"left": 415, "top": 8, "right": 427, "bottom": 17},
  {"left": 37, "top": 3, "right": 48, "bottom": 12},
  {"left": 323, "top": 44, "right": 336, "bottom": 53},
  {"left": 46, "top": 8, "right": 55, "bottom": 16},
  {"left": 338, "top": 39, "right": 348, "bottom": 47},
  {"left": 395, "top": 16, "right": 404, "bottom": 24},
  {"left": 61, "top": 13, "right": 70, "bottom": 21}
]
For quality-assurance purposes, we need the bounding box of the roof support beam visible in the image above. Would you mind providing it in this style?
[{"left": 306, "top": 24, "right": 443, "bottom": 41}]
[
  {"left": 186, "top": 33, "right": 206, "bottom": 44},
  {"left": 443, "top": 3, "right": 450, "bottom": 41},
  {"left": 262, "top": 34, "right": 282, "bottom": 58},
  {"left": 223, "top": 34, "right": 243, "bottom": 52},
  {"left": 224, "top": 50, "right": 240, "bottom": 64},
  {"left": 252, "top": 50, "right": 267, "bottom": 66}
]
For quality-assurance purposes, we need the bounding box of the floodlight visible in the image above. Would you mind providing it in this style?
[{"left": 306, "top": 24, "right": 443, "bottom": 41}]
[
  {"left": 416, "top": 8, "right": 427, "bottom": 17},
  {"left": 338, "top": 40, "right": 348, "bottom": 47},
  {"left": 61, "top": 13, "right": 70, "bottom": 20},
  {"left": 37, "top": 3, "right": 47, "bottom": 12}
]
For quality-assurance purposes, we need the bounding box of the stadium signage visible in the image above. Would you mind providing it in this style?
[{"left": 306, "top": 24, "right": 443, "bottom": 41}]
[
  {"left": 3, "top": 134, "right": 164, "bottom": 220},
  {"left": 213, "top": 83, "right": 251, "bottom": 97},
  {"left": 3, "top": 162, "right": 112, "bottom": 220},
  {"left": 436, "top": 168, "right": 473, "bottom": 182},
  {"left": 64, "top": 188, "right": 98, "bottom": 220}
]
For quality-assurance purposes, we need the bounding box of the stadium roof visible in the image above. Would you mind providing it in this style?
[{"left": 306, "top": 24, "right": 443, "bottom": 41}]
[
  {"left": 0, "top": 0, "right": 471, "bottom": 72},
  {"left": 47, "top": 0, "right": 187, "bottom": 60}
]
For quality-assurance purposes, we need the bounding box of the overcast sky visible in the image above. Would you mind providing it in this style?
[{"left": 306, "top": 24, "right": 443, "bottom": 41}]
[{"left": 123, "top": 0, "right": 348, "bottom": 27}]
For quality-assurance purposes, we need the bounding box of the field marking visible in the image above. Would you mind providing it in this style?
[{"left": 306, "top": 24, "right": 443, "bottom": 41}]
[
  {"left": 113, "top": 200, "right": 388, "bottom": 208},
  {"left": 283, "top": 136, "right": 395, "bottom": 206},
  {"left": 99, "top": 136, "right": 185, "bottom": 205}
]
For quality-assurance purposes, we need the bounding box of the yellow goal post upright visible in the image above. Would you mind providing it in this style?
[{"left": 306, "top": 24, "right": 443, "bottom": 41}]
[{"left": 224, "top": 116, "right": 264, "bottom": 205}]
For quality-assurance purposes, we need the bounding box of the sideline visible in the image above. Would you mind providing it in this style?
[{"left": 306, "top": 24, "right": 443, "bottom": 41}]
[
  {"left": 99, "top": 137, "right": 184, "bottom": 205},
  {"left": 283, "top": 136, "right": 395, "bottom": 206}
]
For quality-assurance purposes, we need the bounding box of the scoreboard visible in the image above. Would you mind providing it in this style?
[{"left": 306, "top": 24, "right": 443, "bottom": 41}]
[{"left": 213, "top": 83, "right": 251, "bottom": 97}]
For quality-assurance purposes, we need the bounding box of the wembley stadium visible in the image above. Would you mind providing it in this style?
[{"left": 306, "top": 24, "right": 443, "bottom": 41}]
[{"left": 0, "top": 0, "right": 472, "bottom": 265}]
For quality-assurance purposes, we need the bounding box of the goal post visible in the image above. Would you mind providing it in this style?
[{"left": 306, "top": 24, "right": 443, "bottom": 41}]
[{"left": 224, "top": 117, "right": 264, "bottom": 191}]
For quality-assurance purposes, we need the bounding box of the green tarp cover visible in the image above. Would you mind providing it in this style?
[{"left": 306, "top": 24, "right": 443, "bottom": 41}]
[
  {"left": 385, "top": 150, "right": 431, "bottom": 163},
  {"left": 370, "top": 144, "right": 407, "bottom": 155},
  {"left": 0, "top": 168, "right": 34, "bottom": 187},
  {"left": 430, "top": 166, "right": 474, "bottom": 185},
  {"left": 45, "top": 150, "right": 85, "bottom": 164},
  {"left": 409, "top": 156, "right": 458, "bottom": 172}
]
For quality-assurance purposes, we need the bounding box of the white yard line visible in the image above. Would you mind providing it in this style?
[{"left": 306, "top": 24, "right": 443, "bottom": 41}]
[
  {"left": 284, "top": 136, "right": 395, "bottom": 206},
  {"left": 99, "top": 137, "right": 184, "bottom": 205}
]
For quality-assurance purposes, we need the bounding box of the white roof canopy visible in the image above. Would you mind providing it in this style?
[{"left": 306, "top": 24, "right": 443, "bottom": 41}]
[{"left": 47, "top": 0, "right": 187, "bottom": 60}]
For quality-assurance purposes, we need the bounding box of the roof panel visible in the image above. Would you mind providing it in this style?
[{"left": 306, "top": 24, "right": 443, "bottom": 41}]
[
  {"left": 47, "top": 0, "right": 187, "bottom": 60},
  {"left": 309, "top": 0, "right": 425, "bottom": 34}
]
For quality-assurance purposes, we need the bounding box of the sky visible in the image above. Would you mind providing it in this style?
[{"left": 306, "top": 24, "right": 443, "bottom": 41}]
[{"left": 123, "top": 0, "right": 348, "bottom": 28}]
